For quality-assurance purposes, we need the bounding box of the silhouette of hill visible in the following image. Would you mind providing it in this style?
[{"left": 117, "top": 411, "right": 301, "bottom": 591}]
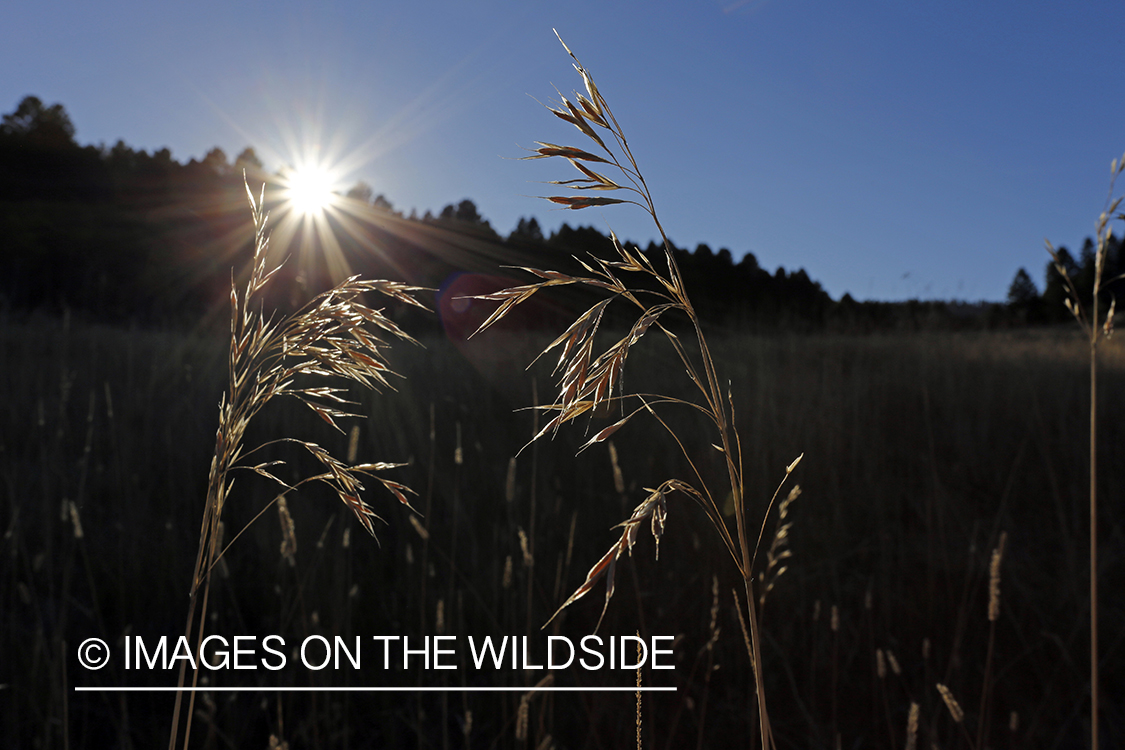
[{"left": 5, "top": 95, "right": 1105, "bottom": 334}]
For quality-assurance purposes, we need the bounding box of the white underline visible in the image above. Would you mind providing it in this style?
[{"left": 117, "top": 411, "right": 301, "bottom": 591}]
[{"left": 75, "top": 686, "right": 675, "bottom": 693}]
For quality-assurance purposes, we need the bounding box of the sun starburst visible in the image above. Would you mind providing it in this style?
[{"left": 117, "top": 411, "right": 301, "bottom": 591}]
[{"left": 281, "top": 163, "right": 339, "bottom": 217}]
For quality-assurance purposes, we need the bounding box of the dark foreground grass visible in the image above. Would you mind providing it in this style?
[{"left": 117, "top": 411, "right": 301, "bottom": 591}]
[{"left": 2, "top": 311, "right": 1123, "bottom": 749}]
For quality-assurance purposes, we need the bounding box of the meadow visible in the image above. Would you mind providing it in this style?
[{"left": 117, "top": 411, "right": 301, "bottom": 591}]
[
  {"left": 3, "top": 305, "right": 1122, "bottom": 748},
  {"left": 3, "top": 32, "right": 1124, "bottom": 750}
]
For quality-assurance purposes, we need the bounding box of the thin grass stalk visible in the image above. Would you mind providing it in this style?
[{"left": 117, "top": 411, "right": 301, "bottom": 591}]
[
  {"left": 1089, "top": 339, "right": 1098, "bottom": 750},
  {"left": 943, "top": 524, "right": 982, "bottom": 689},
  {"left": 877, "top": 649, "right": 895, "bottom": 750},
  {"left": 867, "top": 591, "right": 879, "bottom": 745},
  {"left": 807, "top": 601, "right": 821, "bottom": 738},
  {"left": 526, "top": 379, "right": 539, "bottom": 639},
  {"left": 418, "top": 402, "right": 435, "bottom": 750},
  {"left": 830, "top": 605, "right": 839, "bottom": 747},
  {"left": 61, "top": 639, "right": 69, "bottom": 750},
  {"left": 976, "top": 532, "right": 1006, "bottom": 750},
  {"left": 636, "top": 631, "right": 643, "bottom": 750},
  {"left": 684, "top": 578, "right": 722, "bottom": 750},
  {"left": 937, "top": 683, "right": 975, "bottom": 749},
  {"left": 1046, "top": 153, "right": 1124, "bottom": 750}
]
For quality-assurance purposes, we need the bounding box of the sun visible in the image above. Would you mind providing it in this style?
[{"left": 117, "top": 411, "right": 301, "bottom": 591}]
[{"left": 282, "top": 164, "right": 339, "bottom": 217}]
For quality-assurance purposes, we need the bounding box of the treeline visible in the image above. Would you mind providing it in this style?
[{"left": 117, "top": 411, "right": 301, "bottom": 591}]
[
  {"left": 1006, "top": 238, "right": 1123, "bottom": 326},
  {"left": 2, "top": 95, "right": 1110, "bottom": 334}
]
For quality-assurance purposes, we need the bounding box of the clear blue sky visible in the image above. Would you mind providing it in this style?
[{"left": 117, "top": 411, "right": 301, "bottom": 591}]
[{"left": 4, "top": 0, "right": 1122, "bottom": 301}]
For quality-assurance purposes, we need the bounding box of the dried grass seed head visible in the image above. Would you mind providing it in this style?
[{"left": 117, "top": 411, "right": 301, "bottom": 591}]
[
  {"left": 988, "top": 531, "right": 1007, "bottom": 621},
  {"left": 936, "top": 683, "right": 964, "bottom": 723},
  {"left": 905, "top": 703, "right": 920, "bottom": 750},
  {"left": 887, "top": 649, "right": 901, "bottom": 676},
  {"left": 545, "top": 480, "right": 694, "bottom": 631},
  {"left": 220, "top": 186, "right": 430, "bottom": 540},
  {"left": 277, "top": 494, "right": 297, "bottom": 565}
]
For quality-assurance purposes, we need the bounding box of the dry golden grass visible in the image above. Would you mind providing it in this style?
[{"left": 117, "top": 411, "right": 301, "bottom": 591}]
[
  {"left": 168, "top": 181, "right": 429, "bottom": 750},
  {"left": 759, "top": 484, "right": 801, "bottom": 609},
  {"left": 471, "top": 32, "right": 804, "bottom": 748},
  {"left": 937, "top": 682, "right": 965, "bottom": 724},
  {"left": 905, "top": 702, "right": 919, "bottom": 750},
  {"left": 6, "top": 307, "right": 1122, "bottom": 746}
]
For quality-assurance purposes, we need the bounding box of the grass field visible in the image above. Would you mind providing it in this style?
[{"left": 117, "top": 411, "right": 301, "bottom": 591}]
[{"left": 3, "top": 307, "right": 1122, "bottom": 748}]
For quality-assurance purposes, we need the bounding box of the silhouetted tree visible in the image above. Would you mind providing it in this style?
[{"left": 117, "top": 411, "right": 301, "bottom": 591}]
[
  {"left": 373, "top": 194, "right": 394, "bottom": 213},
  {"left": 234, "top": 147, "right": 264, "bottom": 181},
  {"left": 1007, "top": 268, "right": 1038, "bottom": 306},
  {"left": 347, "top": 181, "right": 374, "bottom": 204},
  {"left": 107, "top": 139, "right": 136, "bottom": 168},
  {"left": 1043, "top": 246, "right": 1078, "bottom": 321},
  {"left": 509, "top": 216, "right": 544, "bottom": 244},
  {"left": 738, "top": 251, "right": 761, "bottom": 274},
  {"left": 1, "top": 96, "right": 76, "bottom": 148},
  {"left": 434, "top": 199, "right": 499, "bottom": 240},
  {"left": 201, "top": 147, "right": 230, "bottom": 175},
  {"left": 1074, "top": 237, "right": 1098, "bottom": 303},
  {"left": 1006, "top": 267, "right": 1041, "bottom": 324},
  {"left": 549, "top": 223, "right": 615, "bottom": 258},
  {"left": 1104, "top": 233, "right": 1124, "bottom": 305},
  {"left": 439, "top": 199, "right": 485, "bottom": 225}
]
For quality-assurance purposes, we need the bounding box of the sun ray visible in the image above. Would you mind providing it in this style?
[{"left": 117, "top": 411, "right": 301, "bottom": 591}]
[
  {"left": 203, "top": 91, "right": 540, "bottom": 312},
  {"left": 312, "top": 209, "right": 352, "bottom": 282}
]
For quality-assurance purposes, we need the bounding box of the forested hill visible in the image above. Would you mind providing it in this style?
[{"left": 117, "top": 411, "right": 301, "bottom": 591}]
[{"left": 2, "top": 96, "right": 1114, "bottom": 333}]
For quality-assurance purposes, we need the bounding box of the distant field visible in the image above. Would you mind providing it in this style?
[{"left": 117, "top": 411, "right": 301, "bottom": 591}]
[{"left": 3, "top": 313, "right": 1122, "bottom": 748}]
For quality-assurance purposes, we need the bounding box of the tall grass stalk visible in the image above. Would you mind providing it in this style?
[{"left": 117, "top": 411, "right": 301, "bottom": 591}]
[
  {"left": 472, "top": 32, "right": 801, "bottom": 748},
  {"left": 168, "top": 182, "right": 427, "bottom": 750},
  {"left": 1046, "top": 154, "right": 1124, "bottom": 750},
  {"left": 976, "top": 531, "right": 1006, "bottom": 750}
]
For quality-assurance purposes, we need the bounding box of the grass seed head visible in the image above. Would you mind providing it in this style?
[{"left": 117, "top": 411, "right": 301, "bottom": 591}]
[
  {"left": 887, "top": 649, "right": 901, "bottom": 676},
  {"left": 346, "top": 425, "right": 360, "bottom": 464},
  {"left": 988, "top": 531, "right": 1007, "bottom": 621},
  {"left": 936, "top": 683, "right": 964, "bottom": 723},
  {"left": 67, "top": 500, "right": 84, "bottom": 539},
  {"left": 516, "top": 696, "right": 530, "bottom": 741},
  {"left": 519, "top": 527, "right": 534, "bottom": 568},
  {"left": 409, "top": 514, "right": 429, "bottom": 541},
  {"left": 276, "top": 495, "right": 297, "bottom": 566},
  {"left": 608, "top": 441, "right": 625, "bottom": 495},
  {"left": 905, "top": 702, "right": 920, "bottom": 750}
]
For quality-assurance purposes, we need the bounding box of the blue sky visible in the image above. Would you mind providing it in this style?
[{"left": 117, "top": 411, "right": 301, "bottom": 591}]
[{"left": 3, "top": 0, "right": 1122, "bottom": 301}]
